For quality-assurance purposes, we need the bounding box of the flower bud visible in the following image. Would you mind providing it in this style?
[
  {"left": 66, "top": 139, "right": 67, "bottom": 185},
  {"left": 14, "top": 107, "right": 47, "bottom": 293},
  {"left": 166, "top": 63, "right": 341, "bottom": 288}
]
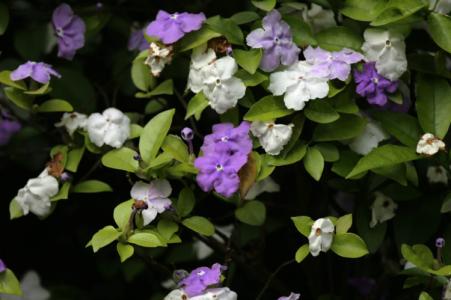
[
  {"left": 0, "top": 259, "right": 6, "bottom": 273},
  {"left": 436, "top": 237, "right": 445, "bottom": 248},
  {"left": 181, "top": 127, "right": 194, "bottom": 142}
]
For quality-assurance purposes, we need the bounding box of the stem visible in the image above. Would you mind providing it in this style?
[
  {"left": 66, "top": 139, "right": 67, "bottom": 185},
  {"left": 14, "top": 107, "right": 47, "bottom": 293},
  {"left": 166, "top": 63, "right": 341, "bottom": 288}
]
[
  {"left": 255, "top": 259, "right": 296, "bottom": 300},
  {"left": 77, "top": 159, "right": 102, "bottom": 183},
  {"left": 173, "top": 89, "right": 203, "bottom": 139}
]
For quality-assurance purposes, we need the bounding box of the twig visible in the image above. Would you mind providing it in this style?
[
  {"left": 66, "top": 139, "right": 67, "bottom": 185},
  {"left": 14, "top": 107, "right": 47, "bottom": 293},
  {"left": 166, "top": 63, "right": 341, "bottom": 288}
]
[
  {"left": 77, "top": 159, "right": 102, "bottom": 182},
  {"left": 173, "top": 89, "right": 203, "bottom": 139},
  {"left": 255, "top": 259, "right": 296, "bottom": 300}
]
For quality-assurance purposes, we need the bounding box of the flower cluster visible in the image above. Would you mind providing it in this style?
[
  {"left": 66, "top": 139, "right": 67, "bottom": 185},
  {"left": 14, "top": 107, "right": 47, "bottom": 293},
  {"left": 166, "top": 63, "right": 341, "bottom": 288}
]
[{"left": 194, "top": 122, "right": 252, "bottom": 197}]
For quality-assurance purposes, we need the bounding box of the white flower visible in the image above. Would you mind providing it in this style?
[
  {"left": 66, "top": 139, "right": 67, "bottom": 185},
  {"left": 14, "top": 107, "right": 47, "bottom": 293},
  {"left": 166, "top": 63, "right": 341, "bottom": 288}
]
[
  {"left": 268, "top": 61, "right": 329, "bottom": 111},
  {"left": 130, "top": 180, "right": 172, "bottom": 226},
  {"left": 244, "top": 177, "right": 280, "bottom": 200},
  {"left": 144, "top": 42, "right": 173, "bottom": 77},
  {"left": 87, "top": 108, "right": 130, "bottom": 148},
  {"left": 369, "top": 192, "right": 397, "bottom": 228},
  {"left": 54, "top": 112, "right": 88, "bottom": 136},
  {"left": 164, "top": 288, "right": 237, "bottom": 300},
  {"left": 1, "top": 270, "right": 50, "bottom": 300},
  {"left": 302, "top": 3, "right": 337, "bottom": 32},
  {"left": 188, "top": 47, "right": 217, "bottom": 93},
  {"left": 250, "top": 121, "right": 293, "bottom": 155},
  {"left": 308, "top": 218, "right": 334, "bottom": 256},
  {"left": 349, "top": 120, "right": 388, "bottom": 155},
  {"left": 416, "top": 133, "right": 446, "bottom": 155},
  {"left": 430, "top": 0, "right": 451, "bottom": 14},
  {"left": 14, "top": 169, "right": 59, "bottom": 217},
  {"left": 427, "top": 165, "right": 448, "bottom": 184},
  {"left": 361, "top": 28, "right": 407, "bottom": 80}
]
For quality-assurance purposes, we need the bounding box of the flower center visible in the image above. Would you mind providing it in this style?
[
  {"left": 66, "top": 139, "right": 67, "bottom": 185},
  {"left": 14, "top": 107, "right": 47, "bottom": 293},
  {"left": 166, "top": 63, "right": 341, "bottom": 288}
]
[
  {"left": 267, "top": 123, "right": 274, "bottom": 129},
  {"left": 382, "top": 200, "right": 390, "bottom": 208},
  {"left": 170, "top": 13, "right": 178, "bottom": 20},
  {"left": 55, "top": 27, "right": 64, "bottom": 38},
  {"left": 372, "top": 77, "right": 379, "bottom": 84},
  {"left": 274, "top": 37, "right": 280, "bottom": 44},
  {"left": 385, "top": 40, "right": 391, "bottom": 47},
  {"left": 215, "top": 78, "right": 222, "bottom": 86},
  {"left": 315, "top": 228, "right": 322, "bottom": 236},
  {"left": 197, "top": 270, "right": 206, "bottom": 276},
  {"left": 216, "top": 164, "right": 224, "bottom": 171},
  {"left": 426, "top": 138, "right": 435, "bottom": 145},
  {"left": 221, "top": 136, "right": 229, "bottom": 142}
]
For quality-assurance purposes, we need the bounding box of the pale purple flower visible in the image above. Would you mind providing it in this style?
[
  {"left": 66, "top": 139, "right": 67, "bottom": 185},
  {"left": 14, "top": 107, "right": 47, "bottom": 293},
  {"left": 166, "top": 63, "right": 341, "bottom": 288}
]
[
  {"left": 128, "top": 27, "right": 149, "bottom": 51},
  {"left": 146, "top": 10, "right": 206, "bottom": 44},
  {"left": 0, "top": 259, "right": 6, "bottom": 273},
  {"left": 52, "top": 3, "right": 86, "bottom": 60},
  {"left": 354, "top": 62, "right": 398, "bottom": 106},
  {"left": 304, "top": 46, "right": 363, "bottom": 81},
  {"left": 246, "top": 10, "right": 300, "bottom": 72},
  {"left": 179, "top": 263, "right": 224, "bottom": 297},
  {"left": 436, "top": 237, "right": 445, "bottom": 248},
  {"left": 201, "top": 122, "right": 252, "bottom": 156},
  {"left": 0, "top": 111, "right": 21, "bottom": 146},
  {"left": 60, "top": 172, "right": 72, "bottom": 182},
  {"left": 278, "top": 293, "right": 300, "bottom": 300},
  {"left": 181, "top": 127, "right": 194, "bottom": 142},
  {"left": 10, "top": 61, "right": 61, "bottom": 84}
]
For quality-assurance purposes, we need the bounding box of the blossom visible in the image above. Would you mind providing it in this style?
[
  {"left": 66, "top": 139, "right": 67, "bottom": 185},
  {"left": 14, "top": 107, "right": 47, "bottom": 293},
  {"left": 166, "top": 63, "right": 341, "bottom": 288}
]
[
  {"left": 430, "top": 0, "right": 451, "bottom": 14},
  {"left": 52, "top": 3, "right": 86, "bottom": 60},
  {"left": 427, "top": 166, "right": 448, "bottom": 184},
  {"left": 354, "top": 62, "right": 398, "bottom": 106},
  {"left": 54, "top": 112, "right": 88, "bottom": 136},
  {"left": 14, "top": 168, "right": 59, "bottom": 217},
  {"left": 128, "top": 27, "right": 149, "bottom": 51},
  {"left": 10, "top": 61, "right": 61, "bottom": 84},
  {"left": 361, "top": 28, "right": 407, "bottom": 80},
  {"left": 416, "top": 133, "right": 446, "bottom": 156},
  {"left": 144, "top": 42, "right": 173, "bottom": 77},
  {"left": 303, "top": 46, "right": 363, "bottom": 81},
  {"left": 369, "top": 192, "right": 397, "bottom": 228},
  {"left": 86, "top": 108, "right": 130, "bottom": 148},
  {"left": 278, "top": 292, "right": 301, "bottom": 300},
  {"left": 246, "top": 10, "right": 300, "bottom": 72},
  {"left": 201, "top": 122, "right": 252, "bottom": 156},
  {"left": 0, "top": 111, "right": 21, "bottom": 146},
  {"left": 268, "top": 61, "right": 329, "bottom": 110},
  {"left": 349, "top": 120, "right": 388, "bottom": 155},
  {"left": 1, "top": 270, "right": 50, "bottom": 300},
  {"left": 130, "top": 180, "right": 172, "bottom": 226},
  {"left": 308, "top": 218, "right": 334, "bottom": 256},
  {"left": 244, "top": 177, "right": 280, "bottom": 200},
  {"left": 146, "top": 10, "right": 206, "bottom": 44},
  {"left": 0, "top": 259, "right": 6, "bottom": 273},
  {"left": 164, "top": 287, "right": 237, "bottom": 300},
  {"left": 179, "top": 263, "right": 224, "bottom": 297},
  {"left": 187, "top": 47, "right": 217, "bottom": 93},
  {"left": 250, "top": 121, "right": 293, "bottom": 155},
  {"left": 436, "top": 237, "right": 446, "bottom": 248},
  {"left": 302, "top": 3, "right": 336, "bottom": 32},
  {"left": 181, "top": 127, "right": 194, "bottom": 141}
]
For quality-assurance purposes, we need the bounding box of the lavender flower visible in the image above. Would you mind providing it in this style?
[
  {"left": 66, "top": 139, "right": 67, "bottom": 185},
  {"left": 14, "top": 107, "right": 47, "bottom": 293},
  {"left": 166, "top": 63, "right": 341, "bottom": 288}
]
[
  {"left": 436, "top": 237, "right": 446, "bottom": 248},
  {"left": 201, "top": 122, "right": 252, "bottom": 156},
  {"left": 0, "top": 259, "right": 6, "bottom": 273},
  {"left": 181, "top": 127, "right": 194, "bottom": 141},
  {"left": 10, "top": 61, "right": 61, "bottom": 84},
  {"left": 354, "top": 62, "right": 398, "bottom": 106},
  {"left": 278, "top": 292, "right": 300, "bottom": 300},
  {"left": 246, "top": 10, "right": 300, "bottom": 72},
  {"left": 52, "top": 3, "right": 86, "bottom": 60},
  {"left": 179, "top": 263, "right": 224, "bottom": 297},
  {"left": 304, "top": 46, "right": 363, "bottom": 81},
  {"left": 146, "top": 10, "right": 206, "bottom": 44},
  {"left": 0, "top": 111, "right": 21, "bottom": 145},
  {"left": 128, "top": 27, "right": 149, "bottom": 51}
]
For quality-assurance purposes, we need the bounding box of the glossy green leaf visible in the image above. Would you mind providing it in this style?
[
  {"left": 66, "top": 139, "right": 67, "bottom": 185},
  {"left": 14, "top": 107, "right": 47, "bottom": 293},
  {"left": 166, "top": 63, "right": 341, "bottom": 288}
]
[
  {"left": 428, "top": 13, "right": 451, "bottom": 54},
  {"left": 36, "top": 99, "right": 73, "bottom": 112},
  {"left": 65, "top": 147, "right": 85, "bottom": 172},
  {"left": 235, "top": 70, "right": 268, "bottom": 87},
  {"left": 9, "top": 199, "right": 24, "bottom": 220},
  {"left": 177, "top": 187, "right": 196, "bottom": 218},
  {"left": 295, "top": 244, "right": 310, "bottom": 263},
  {"left": 90, "top": 225, "right": 122, "bottom": 252},
  {"left": 336, "top": 214, "right": 353, "bottom": 234},
  {"left": 135, "top": 79, "right": 173, "bottom": 98},
  {"left": 235, "top": 201, "right": 266, "bottom": 226},
  {"left": 157, "top": 219, "right": 179, "bottom": 241},
  {"left": 244, "top": 95, "right": 293, "bottom": 121},
  {"left": 128, "top": 231, "right": 165, "bottom": 247},
  {"left": 185, "top": 92, "right": 209, "bottom": 120},
  {"left": 370, "top": 0, "right": 425, "bottom": 26},
  {"left": 251, "top": 0, "right": 276, "bottom": 11},
  {"left": 101, "top": 148, "right": 139, "bottom": 172},
  {"left": 316, "top": 26, "right": 363, "bottom": 51},
  {"left": 4, "top": 87, "right": 33, "bottom": 110},
  {"left": 51, "top": 182, "right": 71, "bottom": 201},
  {"left": 303, "top": 147, "right": 324, "bottom": 181},
  {"left": 233, "top": 49, "right": 262, "bottom": 74},
  {"left": 116, "top": 243, "right": 134, "bottom": 263},
  {"left": 314, "top": 143, "right": 340, "bottom": 162},
  {"left": 291, "top": 216, "right": 314, "bottom": 237},
  {"left": 0, "top": 269, "right": 22, "bottom": 296},
  {"left": 331, "top": 233, "right": 369, "bottom": 258},
  {"left": 283, "top": 15, "right": 317, "bottom": 47},
  {"left": 178, "top": 27, "right": 221, "bottom": 52},
  {"left": 372, "top": 111, "right": 421, "bottom": 147},
  {"left": 419, "top": 292, "right": 434, "bottom": 300},
  {"left": 339, "top": 0, "right": 388, "bottom": 21},
  {"left": 0, "top": 71, "right": 26, "bottom": 90},
  {"left": 304, "top": 101, "right": 340, "bottom": 124},
  {"left": 131, "top": 58, "right": 154, "bottom": 92},
  {"left": 230, "top": 11, "right": 260, "bottom": 25},
  {"left": 114, "top": 199, "right": 134, "bottom": 229},
  {"left": 24, "top": 83, "right": 51, "bottom": 95},
  {"left": 162, "top": 134, "right": 189, "bottom": 163},
  {"left": 72, "top": 180, "right": 113, "bottom": 193},
  {"left": 267, "top": 140, "right": 307, "bottom": 166},
  {"left": 313, "top": 114, "right": 367, "bottom": 142},
  {"left": 182, "top": 216, "right": 215, "bottom": 236},
  {"left": 206, "top": 16, "right": 244, "bottom": 45}
]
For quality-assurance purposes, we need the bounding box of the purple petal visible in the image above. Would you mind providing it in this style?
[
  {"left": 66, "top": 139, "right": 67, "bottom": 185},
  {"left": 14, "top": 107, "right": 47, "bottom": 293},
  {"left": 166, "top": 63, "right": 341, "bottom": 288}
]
[
  {"left": 262, "top": 10, "right": 282, "bottom": 30},
  {"left": 329, "top": 61, "right": 351, "bottom": 81},
  {"left": 280, "top": 44, "right": 300, "bottom": 66},
  {"left": 52, "top": 3, "right": 74, "bottom": 29},
  {"left": 177, "top": 12, "right": 206, "bottom": 32},
  {"left": 368, "top": 90, "right": 388, "bottom": 106},
  {"left": 246, "top": 28, "right": 274, "bottom": 49},
  {"left": 260, "top": 47, "right": 281, "bottom": 72},
  {"left": 10, "top": 62, "right": 34, "bottom": 81},
  {"left": 213, "top": 171, "right": 240, "bottom": 197}
]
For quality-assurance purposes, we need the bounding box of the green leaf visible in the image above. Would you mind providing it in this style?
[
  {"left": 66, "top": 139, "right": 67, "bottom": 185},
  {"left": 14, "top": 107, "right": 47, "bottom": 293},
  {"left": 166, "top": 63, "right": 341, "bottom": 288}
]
[
  {"left": 372, "top": 111, "right": 421, "bottom": 147},
  {"left": 304, "top": 101, "right": 340, "bottom": 124},
  {"left": 267, "top": 140, "right": 307, "bottom": 166},
  {"left": 206, "top": 16, "right": 244, "bottom": 45},
  {"left": 0, "top": 269, "right": 22, "bottom": 296},
  {"left": 4, "top": 87, "right": 33, "bottom": 110},
  {"left": 332, "top": 150, "right": 362, "bottom": 178},
  {"left": 51, "top": 182, "right": 71, "bottom": 201},
  {"left": 339, "top": 0, "right": 388, "bottom": 22},
  {"left": 0, "top": 3, "right": 10, "bottom": 35},
  {"left": 24, "top": 82, "right": 51, "bottom": 95},
  {"left": 145, "top": 98, "right": 167, "bottom": 114},
  {"left": 244, "top": 95, "right": 293, "bottom": 121},
  {"left": 9, "top": 199, "right": 23, "bottom": 220},
  {"left": 90, "top": 226, "right": 122, "bottom": 252},
  {"left": 0, "top": 71, "right": 26, "bottom": 90},
  {"left": 147, "top": 152, "right": 173, "bottom": 169},
  {"left": 135, "top": 79, "right": 173, "bottom": 98},
  {"left": 336, "top": 214, "right": 353, "bottom": 234},
  {"left": 428, "top": 13, "right": 451, "bottom": 54},
  {"left": 128, "top": 232, "right": 165, "bottom": 247},
  {"left": 129, "top": 124, "right": 143, "bottom": 139},
  {"left": 101, "top": 148, "right": 139, "bottom": 172},
  {"left": 355, "top": 200, "right": 387, "bottom": 253},
  {"left": 114, "top": 199, "right": 134, "bottom": 229},
  {"left": 131, "top": 58, "right": 154, "bottom": 91},
  {"left": 303, "top": 147, "right": 324, "bottom": 181},
  {"left": 347, "top": 145, "right": 419, "bottom": 178},
  {"left": 370, "top": 0, "right": 425, "bottom": 26},
  {"left": 66, "top": 147, "right": 85, "bottom": 172},
  {"left": 313, "top": 114, "right": 367, "bottom": 142},
  {"left": 36, "top": 99, "right": 73, "bottom": 112},
  {"left": 419, "top": 292, "right": 434, "bottom": 300},
  {"left": 283, "top": 16, "right": 317, "bottom": 47},
  {"left": 415, "top": 74, "right": 451, "bottom": 139},
  {"left": 441, "top": 192, "right": 451, "bottom": 213},
  {"left": 252, "top": 0, "right": 276, "bottom": 11},
  {"left": 316, "top": 26, "right": 363, "bottom": 51},
  {"left": 140, "top": 109, "right": 175, "bottom": 163},
  {"left": 291, "top": 216, "right": 314, "bottom": 237},
  {"left": 177, "top": 187, "right": 196, "bottom": 218},
  {"left": 182, "top": 216, "right": 215, "bottom": 236},
  {"left": 157, "top": 219, "right": 179, "bottom": 241},
  {"left": 401, "top": 244, "right": 435, "bottom": 270},
  {"left": 116, "top": 243, "right": 134, "bottom": 263},
  {"left": 235, "top": 70, "right": 268, "bottom": 87},
  {"left": 331, "top": 233, "right": 369, "bottom": 258},
  {"left": 178, "top": 27, "right": 221, "bottom": 52},
  {"left": 185, "top": 92, "right": 209, "bottom": 120},
  {"left": 314, "top": 143, "right": 340, "bottom": 162},
  {"left": 295, "top": 244, "right": 310, "bottom": 263},
  {"left": 235, "top": 201, "right": 266, "bottom": 226},
  {"left": 230, "top": 11, "right": 260, "bottom": 25},
  {"left": 233, "top": 49, "right": 262, "bottom": 74},
  {"left": 72, "top": 180, "right": 113, "bottom": 193},
  {"left": 162, "top": 134, "right": 189, "bottom": 163}
]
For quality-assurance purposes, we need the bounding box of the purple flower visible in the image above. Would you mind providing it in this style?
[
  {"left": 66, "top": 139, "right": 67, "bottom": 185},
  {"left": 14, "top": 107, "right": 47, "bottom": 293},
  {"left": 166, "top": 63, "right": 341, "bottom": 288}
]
[
  {"left": 128, "top": 27, "right": 149, "bottom": 51},
  {"left": 278, "top": 293, "right": 300, "bottom": 300},
  {"left": 304, "top": 46, "right": 363, "bottom": 81},
  {"left": 0, "top": 259, "right": 6, "bottom": 273},
  {"left": 354, "top": 62, "right": 398, "bottom": 106},
  {"left": 201, "top": 122, "right": 252, "bottom": 156},
  {"left": 10, "top": 61, "right": 61, "bottom": 84},
  {"left": 52, "top": 3, "right": 86, "bottom": 60},
  {"left": 0, "top": 111, "right": 21, "bottom": 146},
  {"left": 146, "top": 10, "right": 206, "bottom": 44},
  {"left": 181, "top": 127, "right": 194, "bottom": 142},
  {"left": 436, "top": 237, "right": 446, "bottom": 248},
  {"left": 179, "top": 263, "right": 224, "bottom": 297},
  {"left": 246, "top": 10, "right": 300, "bottom": 72}
]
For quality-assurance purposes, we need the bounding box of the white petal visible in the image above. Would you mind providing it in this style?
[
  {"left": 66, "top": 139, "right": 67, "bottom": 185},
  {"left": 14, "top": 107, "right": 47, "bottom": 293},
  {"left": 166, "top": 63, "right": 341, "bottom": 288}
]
[
  {"left": 427, "top": 166, "right": 448, "bottom": 184},
  {"left": 148, "top": 179, "right": 172, "bottom": 199},
  {"left": 268, "top": 70, "right": 298, "bottom": 96},
  {"left": 87, "top": 113, "right": 108, "bottom": 147},
  {"left": 164, "top": 289, "right": 189, "bottom": 300},
  {"left": 283, "top": 82, "right": 310, "bottom": 111},
  {"left": 130, "top": 181, "right": 151, "bottom": 201},
  {"left": 369, "top": 192, "right": 397, "bottom": 228},
  {"left": 349, "top": 121, "right": 388, "bottom": 155},
  {"left": 55, "top": 112, "right": 88, "bottom": 136},
  {"left": 214, "top": 56, "right": 238, "bottom": 80},
  {"left": 148, "top": 198, "right": 172, "bottom": 213},
  {"left": 142, "top": 207, "right": 158, "bottom": 226},
  {"left": 19, "top": 271, "right": 50, "bottom": 300},
  {"left": 191, "top": 288, "right": 238, "bottom": 300},
  {"left": 258, "top": 123, "right": 293, "bottom": 155}
]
